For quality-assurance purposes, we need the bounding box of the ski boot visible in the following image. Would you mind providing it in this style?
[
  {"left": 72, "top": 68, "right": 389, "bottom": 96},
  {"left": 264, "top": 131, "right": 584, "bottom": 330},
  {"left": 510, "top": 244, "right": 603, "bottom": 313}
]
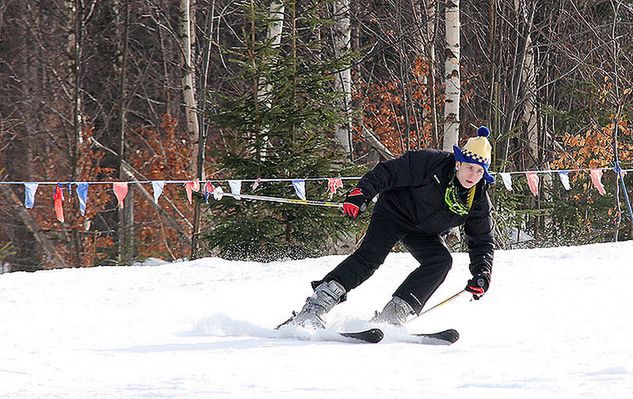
[
  {"left": 278, "top": 280, "right": 346, "bottom": 329},
  {"left": 370, "top": 296, "right": 415, "bottom": 326}
]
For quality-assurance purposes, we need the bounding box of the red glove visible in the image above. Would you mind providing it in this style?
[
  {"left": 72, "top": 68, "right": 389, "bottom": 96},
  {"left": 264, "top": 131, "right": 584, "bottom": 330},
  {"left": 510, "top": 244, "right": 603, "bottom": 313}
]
[
  {"left": 343, "top": 188, "right": 368, "bottom": 219},
  {"left": 465, "top": 275, "right": 490, "bottom": 300}
]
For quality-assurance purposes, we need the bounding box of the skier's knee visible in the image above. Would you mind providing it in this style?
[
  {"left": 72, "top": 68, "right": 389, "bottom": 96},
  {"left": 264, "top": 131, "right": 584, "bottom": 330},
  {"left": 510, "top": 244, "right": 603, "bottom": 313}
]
[{"left": 428, "top": 253, "right": 452, "bottom": 272}]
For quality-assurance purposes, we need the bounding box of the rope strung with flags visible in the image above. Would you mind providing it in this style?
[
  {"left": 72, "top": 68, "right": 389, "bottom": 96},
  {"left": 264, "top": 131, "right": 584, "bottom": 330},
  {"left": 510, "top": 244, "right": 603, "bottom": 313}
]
[{"left": 2, "top": 164, "right": 633, "bottom": 222}]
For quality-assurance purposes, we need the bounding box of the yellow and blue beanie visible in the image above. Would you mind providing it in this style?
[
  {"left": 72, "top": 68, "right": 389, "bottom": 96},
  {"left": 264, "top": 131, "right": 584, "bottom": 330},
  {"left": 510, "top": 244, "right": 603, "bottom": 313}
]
[{"left": 453, "top": 126, "right": 494, "bottom": 183}]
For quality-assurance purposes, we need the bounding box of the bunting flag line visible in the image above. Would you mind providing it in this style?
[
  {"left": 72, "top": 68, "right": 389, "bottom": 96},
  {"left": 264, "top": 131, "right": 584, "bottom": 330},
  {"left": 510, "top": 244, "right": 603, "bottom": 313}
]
[
  {"left": 76, "top": 183, "right": 89, "bottom": 216},
  {"left": 184, "top": 179, "right": 200, "bottom": 204},
  {"left": 590, "top": 169, "right": 606, "bottom": 195},
  {"left": 7, "top": 167, "right": 633, "bottom": 220},
  {"left": 292, "top": 179, "right": 306, "bottom": 200},
  {"left": 558, "top": 171, "right": 571, "bottom": 191},
  {"left": 228, "top": 180, "right": 242, "bottom": 200},
  {"left": 24, "top": 183, "right": 38, "bottom": 209},
  {"left": 526, "top": 172, "right": 540, "bottom": 196},
  {"left": 4, "top": 169, "right": 633, "bottom": 189},
  {"left": 113, "top": 182, "right": 129, "bottom": 209},
  {"left": 53, "top": 184, "right": 64, "bottom": 223},
  {"left": 500, "top": 173, "right": 512, "bottom": 191}
]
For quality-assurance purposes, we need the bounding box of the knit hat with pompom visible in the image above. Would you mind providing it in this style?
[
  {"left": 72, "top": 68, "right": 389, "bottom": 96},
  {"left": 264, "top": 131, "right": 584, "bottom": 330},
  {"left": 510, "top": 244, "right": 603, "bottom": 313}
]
[{"left": 453, "top": 126, "right": 494, "bottom": 183}]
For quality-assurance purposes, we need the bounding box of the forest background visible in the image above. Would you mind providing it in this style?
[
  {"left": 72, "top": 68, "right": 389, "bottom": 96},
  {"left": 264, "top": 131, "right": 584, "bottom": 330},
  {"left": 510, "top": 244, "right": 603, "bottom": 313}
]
[{"left": 1, "top": 0, "right": 632, "bottom": 271}]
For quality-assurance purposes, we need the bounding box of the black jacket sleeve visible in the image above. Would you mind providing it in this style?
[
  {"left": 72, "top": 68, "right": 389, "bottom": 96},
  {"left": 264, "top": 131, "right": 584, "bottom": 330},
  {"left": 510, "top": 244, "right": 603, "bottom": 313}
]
[
  {"left": 464, "top": 190, "right": 495, "bottom": 279},
  {"left": 356, "top": 150, "right": 447, "bottom": 199}
]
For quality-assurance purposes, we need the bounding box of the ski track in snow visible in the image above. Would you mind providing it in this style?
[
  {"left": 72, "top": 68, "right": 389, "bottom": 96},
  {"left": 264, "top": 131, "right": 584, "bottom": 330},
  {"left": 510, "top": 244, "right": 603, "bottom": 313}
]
[{"left": 1, "top": 242, "right": 632, "bottom": 398}]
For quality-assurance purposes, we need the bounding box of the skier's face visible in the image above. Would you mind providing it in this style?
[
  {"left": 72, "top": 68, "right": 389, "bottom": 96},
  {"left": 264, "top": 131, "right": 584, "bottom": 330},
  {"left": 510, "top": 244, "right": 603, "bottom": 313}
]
[{"left": 455, "top": 162, "right": 484, "bottom": 189}]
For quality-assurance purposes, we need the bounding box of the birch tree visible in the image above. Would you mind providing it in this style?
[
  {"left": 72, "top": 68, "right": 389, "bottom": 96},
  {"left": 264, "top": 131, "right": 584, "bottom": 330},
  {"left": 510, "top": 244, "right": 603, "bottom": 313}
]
[
  {"left": 332, "top": 0, "right": 353, "bottom": 156},
  {"left": 442, "top": 0, "right": 460, "bottom": 151},
  {"left": 256, "top": 0, "right": 285, "bottom": 160},
  {"left": 516, "top": 0, "right": 539, "bottom": 167},
  {"left": 180, "top": 0, "right": 201, "bottom": 175}
]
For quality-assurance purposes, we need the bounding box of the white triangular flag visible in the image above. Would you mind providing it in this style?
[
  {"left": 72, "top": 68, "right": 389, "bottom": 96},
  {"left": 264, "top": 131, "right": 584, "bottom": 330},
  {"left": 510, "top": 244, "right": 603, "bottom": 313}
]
[
  {"left": 292, "top": 179, "right": 306, "bottom": 200},
  {"left": 500, "top": 173, "right": 512, "bottom": 191},
  {"left": 228, "top": 180, "right": 242, "bottom": 200},
  {"left": 558, "top": 171, "right": 571, "bottom": 191},
  {"left": 151, "top": 181, "right": 165, "bottom": 204},
  {"left": 213, "top": 186, "right": 225, "bottom": 200}
]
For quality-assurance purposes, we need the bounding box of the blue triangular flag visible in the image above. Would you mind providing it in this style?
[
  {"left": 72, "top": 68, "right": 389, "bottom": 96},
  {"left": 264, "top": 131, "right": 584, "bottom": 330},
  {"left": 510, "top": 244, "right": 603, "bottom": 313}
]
[
  {"left": 24, "top": 183, "right": 39, "bottom": 209},
  {"left": 75, "top": 183, "right": 89, "bottom": 215}
]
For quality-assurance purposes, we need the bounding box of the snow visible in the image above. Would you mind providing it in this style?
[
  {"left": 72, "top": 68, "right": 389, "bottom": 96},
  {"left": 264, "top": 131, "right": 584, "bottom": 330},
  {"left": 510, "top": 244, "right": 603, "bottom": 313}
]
[{"left": 1, "top": 242, "right": 632, "bottom": 398}]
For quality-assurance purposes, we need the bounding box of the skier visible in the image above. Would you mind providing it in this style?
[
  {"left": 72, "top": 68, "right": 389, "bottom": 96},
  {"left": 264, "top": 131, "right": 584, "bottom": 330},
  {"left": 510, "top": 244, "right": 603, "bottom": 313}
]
[{"left": 282, "top": 126, "right": 495, "bottom": 329}]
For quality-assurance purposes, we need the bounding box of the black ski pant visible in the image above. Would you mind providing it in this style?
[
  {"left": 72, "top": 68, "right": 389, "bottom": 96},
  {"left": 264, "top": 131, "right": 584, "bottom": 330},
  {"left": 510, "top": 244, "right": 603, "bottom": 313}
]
[{"left": 318, "top": 211, "right": 452, "bottom": 314}]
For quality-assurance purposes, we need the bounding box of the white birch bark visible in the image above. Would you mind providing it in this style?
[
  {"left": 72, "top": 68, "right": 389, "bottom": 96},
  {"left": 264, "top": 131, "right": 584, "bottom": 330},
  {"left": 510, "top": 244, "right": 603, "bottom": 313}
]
[
  {"left": 180, "top": 0, "right": 200, "bottom": 175},
  {"left": 523, "top": 33, "right": 539, "bottom": 164},
  {"left": 442, "top": 0, "right": 460, "bottom": 151},
  {"left": 257, "top": 0, "right": 284, "bottom": 107},
  {"left": 257, "top": 0, "right": 285, "bottom": 160},
  {"left": 515, "top": 0, "right": 538, "bottom": 165},
  {"left": 332, "top": 0, "right": 352, "bottom": 156}
]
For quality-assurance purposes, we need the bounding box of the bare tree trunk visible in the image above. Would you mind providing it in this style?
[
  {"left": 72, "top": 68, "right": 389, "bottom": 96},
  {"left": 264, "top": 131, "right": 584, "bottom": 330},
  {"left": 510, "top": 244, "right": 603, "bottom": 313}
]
[
  {"left": 117, "top": 0, "right": 133, "bottom": 265},
  {"left": 256, "top": 0, "right": 285, "bottom": 160},
  {"left": 360, "top": 124, "right": 395, "bottom": 160},
  {"left": 66, "top": 0, "right": 83, "bottom": 266},
  {"left": 70, "top": 0, "right": 83, "bottom": 181},
  {"left": 423, "top": 0, "right": 439, "bottom": 147},
  {"left": 442, "top": 0, "right": 460, "bottom": 151},
  {"left": 2, "top": 1, "right": 41, "bottom": 270},
  {"left": 332, "top": 0, "right": 353, "bottom": 157},
  {"left": 191, "top": 0, "right": 217, "bottom": 260},
  {"left": 180, "top": 0, "right": 200, "bottom": 176},
  {"left": 515, "top": 0, "right": 538, "bottom": 167},
  {"left": 487, "top": 0, "right": 497, "bottom": 127}
]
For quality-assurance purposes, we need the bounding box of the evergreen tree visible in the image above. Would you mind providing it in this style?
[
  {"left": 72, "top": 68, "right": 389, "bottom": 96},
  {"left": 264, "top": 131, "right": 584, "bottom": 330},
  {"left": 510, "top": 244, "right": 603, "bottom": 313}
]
[{"left": 204, "top": 0, "right": 364, "bottom": 261}]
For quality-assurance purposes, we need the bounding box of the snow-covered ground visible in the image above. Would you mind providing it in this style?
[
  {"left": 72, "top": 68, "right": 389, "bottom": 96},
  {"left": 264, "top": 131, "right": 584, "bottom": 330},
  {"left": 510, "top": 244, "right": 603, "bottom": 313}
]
[{"left": 1, "top": 242, "right": 632, "bottom": 399}]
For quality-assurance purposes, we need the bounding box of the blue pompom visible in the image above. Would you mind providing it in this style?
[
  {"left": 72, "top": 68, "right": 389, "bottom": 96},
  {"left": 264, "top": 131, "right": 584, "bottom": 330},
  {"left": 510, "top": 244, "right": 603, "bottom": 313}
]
[{"left": 477, "top": 126, "right": 490, "bottom": 137}]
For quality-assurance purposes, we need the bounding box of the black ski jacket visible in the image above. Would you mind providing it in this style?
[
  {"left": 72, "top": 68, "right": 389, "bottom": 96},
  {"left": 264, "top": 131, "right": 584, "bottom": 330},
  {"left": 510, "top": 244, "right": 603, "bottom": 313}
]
[{"left": 356, "top": 149, "right": 494, "bottom": 277}]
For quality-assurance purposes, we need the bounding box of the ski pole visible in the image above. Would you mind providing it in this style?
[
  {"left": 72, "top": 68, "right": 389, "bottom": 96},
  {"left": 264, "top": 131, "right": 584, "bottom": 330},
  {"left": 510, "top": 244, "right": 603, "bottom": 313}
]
[
  {"left": 418, "top": 289, "right": 467, "bottom": 317},
  {"left": 220, "top": 192, "right": 344, "bottom": 208}
]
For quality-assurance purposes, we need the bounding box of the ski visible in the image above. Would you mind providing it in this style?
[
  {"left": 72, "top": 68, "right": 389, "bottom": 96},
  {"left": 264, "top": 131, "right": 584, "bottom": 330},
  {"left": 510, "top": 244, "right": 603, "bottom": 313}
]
[
  {"left": 273, "top": 328, "right": 384, "bottom": 344},
  {"left": 338, "top": 328, "right": 384, "bottom": 343},
  {"left": 276, "top": 311, "right": 383, "bottom": 343},
  {"left": 409, "top": 328, "right": 459, "bottom": 345}
]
